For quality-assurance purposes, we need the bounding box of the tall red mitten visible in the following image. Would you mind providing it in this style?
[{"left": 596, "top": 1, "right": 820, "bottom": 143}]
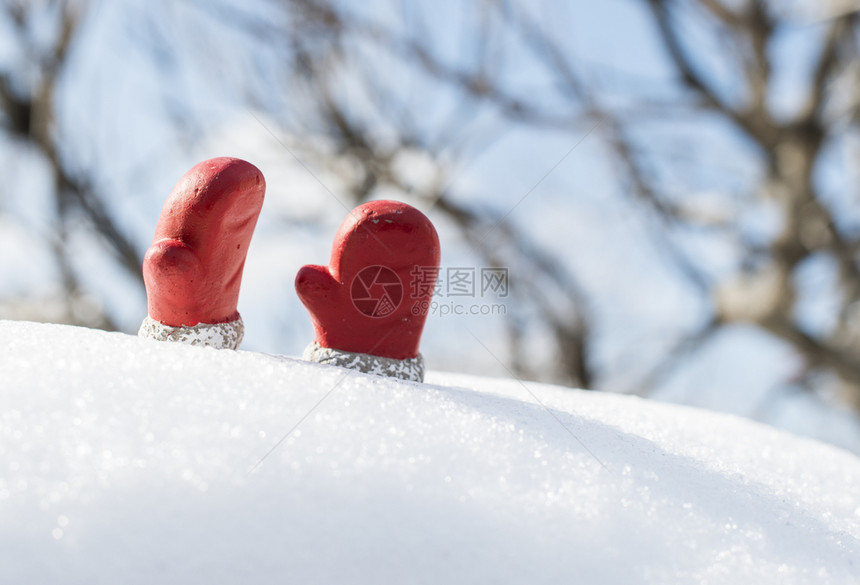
[
  {"left": 138, "top": 157, "right": 265, "bottom": 349},
  {"left": 296, "top": 200, "right": 440, "bottom": 382}
]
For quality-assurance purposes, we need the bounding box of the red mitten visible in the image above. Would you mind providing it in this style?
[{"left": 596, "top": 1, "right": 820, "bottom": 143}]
[
  {"left": 296, "top": 200, "right": 440, "bottom": 381},
  {"left": 139, "top": 157, "right": 265, "bottom": 349}
]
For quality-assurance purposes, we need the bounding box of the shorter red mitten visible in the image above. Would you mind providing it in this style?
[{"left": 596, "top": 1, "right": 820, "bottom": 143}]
[
  {"left": 296, "top": 200, "right": 440, "bottom": 381},
  {"left": 138, "top": 157, "right": 265, "bottom": 349}
]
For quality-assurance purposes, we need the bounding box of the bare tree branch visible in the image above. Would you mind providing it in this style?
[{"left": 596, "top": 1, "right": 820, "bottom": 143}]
[
  {"left": 801, "top": 12, "right": 857, "bottom": 123},
  {"left": 646, "top": 0, "right": 778, "bottom": 146},
  {"left": 0, "top": 1, "right": 143, "bottom": 329}
]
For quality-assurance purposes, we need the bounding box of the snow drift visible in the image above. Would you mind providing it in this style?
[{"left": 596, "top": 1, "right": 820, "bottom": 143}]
[{"left": 1, "top": 320, "right": 858, "bottom": 584}]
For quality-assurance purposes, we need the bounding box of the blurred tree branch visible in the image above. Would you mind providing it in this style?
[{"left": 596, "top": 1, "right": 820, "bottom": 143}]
[{"left": 0, "top": 0, "right": 142, "bottom": 329}]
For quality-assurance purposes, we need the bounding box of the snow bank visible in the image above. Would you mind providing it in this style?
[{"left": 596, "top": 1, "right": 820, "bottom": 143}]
[{"left": 1, "top": 320, "right": 858, "bottom": 584}]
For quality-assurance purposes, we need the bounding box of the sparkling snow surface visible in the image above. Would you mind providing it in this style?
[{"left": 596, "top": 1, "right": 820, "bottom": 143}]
[{"left": 1, "top": 320, "right": 858, "bottom": 584}]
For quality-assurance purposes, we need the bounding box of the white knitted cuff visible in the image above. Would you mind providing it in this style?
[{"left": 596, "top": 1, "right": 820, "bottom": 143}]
[
  {"left": 302, "top": 342, "right": 424, "bottom": 382},
  {"left": 138, "top": 315, "right": 244, "bottom": 350}
]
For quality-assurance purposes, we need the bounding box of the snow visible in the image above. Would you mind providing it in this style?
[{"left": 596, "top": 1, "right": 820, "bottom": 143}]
[{"left": 1, "top": 320, "right": 859, "bottom": 584}]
